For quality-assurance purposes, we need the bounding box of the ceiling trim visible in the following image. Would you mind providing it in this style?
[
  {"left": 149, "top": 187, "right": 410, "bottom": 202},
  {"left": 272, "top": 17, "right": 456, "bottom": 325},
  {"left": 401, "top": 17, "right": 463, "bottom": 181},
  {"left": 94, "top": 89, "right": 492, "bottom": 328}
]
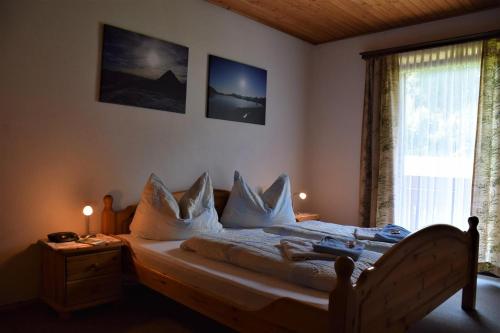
[{"left": 360, "top": 29, "right": 500, "bottom": 59}]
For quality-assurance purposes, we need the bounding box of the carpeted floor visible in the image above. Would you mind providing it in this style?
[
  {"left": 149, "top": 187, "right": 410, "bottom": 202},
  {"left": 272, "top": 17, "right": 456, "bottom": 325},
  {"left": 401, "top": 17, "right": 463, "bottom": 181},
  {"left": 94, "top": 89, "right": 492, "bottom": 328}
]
[
  {"left": 407, "top": 275, "right": 500, "bottom": 333},
  {"left": 1, "top": 276, "right": 498, "bottom": 333}
]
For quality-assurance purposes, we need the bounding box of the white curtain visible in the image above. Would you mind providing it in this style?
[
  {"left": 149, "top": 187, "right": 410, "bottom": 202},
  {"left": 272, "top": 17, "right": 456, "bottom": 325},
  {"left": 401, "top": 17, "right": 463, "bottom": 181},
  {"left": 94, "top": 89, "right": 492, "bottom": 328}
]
[{"left": 394, "top": 41, "right": 483, "bottom": 231}]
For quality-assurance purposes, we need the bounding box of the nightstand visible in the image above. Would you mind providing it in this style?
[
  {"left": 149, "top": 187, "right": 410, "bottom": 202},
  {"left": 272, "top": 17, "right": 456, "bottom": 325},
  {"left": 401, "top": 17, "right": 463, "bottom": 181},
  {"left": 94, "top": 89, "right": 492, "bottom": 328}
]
[
  {"left": 38, "top": 238, "right": 122, "bottom": 317},
  {"left": 295, "top": 213, "right": 320, "bottom": 222}
]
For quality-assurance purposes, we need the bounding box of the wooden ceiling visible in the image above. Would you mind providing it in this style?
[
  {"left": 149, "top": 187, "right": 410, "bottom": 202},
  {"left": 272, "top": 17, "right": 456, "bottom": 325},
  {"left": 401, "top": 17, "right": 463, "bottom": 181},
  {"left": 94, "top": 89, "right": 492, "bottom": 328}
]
[{"left": 207, "top": 0, "right": 500, "bottom": 44}]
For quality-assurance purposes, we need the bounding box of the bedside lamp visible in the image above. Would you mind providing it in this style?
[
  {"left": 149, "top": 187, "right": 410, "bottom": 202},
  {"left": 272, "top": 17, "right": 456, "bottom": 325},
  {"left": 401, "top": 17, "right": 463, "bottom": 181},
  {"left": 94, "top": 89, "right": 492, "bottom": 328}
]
[
  {"left": 293, "top": 192, "right": 307, "bottom": 213},
  {"left": 82, "top": 205, "right": 93, "bottom": 236}
]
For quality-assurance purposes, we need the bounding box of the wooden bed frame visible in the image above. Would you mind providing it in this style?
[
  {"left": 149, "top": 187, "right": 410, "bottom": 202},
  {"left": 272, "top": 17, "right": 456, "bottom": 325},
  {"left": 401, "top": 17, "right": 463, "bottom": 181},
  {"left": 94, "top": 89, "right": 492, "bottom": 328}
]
[{"left": 101, "top": 190, "right": 479, "bottom": 333}]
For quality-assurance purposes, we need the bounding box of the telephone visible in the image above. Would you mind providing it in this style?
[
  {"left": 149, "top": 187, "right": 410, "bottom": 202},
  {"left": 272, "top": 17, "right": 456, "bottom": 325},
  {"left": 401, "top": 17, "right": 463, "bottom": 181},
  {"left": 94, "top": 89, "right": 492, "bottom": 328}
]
[{"left": 48, "top": 232, "right": 79, "bottom": 243}]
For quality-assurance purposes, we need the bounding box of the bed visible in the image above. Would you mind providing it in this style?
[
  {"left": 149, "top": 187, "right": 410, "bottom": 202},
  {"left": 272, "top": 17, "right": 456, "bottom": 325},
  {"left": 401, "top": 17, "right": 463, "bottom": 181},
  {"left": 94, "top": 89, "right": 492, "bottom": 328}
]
[
  {"left": 118, "top": 233, "right": 330, "bottom": 310},
  {"left": 101, "top": 189, "right": 479, "bottom": 333}
]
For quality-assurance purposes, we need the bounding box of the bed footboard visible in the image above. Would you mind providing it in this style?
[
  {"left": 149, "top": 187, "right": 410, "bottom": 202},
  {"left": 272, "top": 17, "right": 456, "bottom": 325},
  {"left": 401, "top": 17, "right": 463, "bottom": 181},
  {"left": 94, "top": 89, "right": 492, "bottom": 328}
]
[{"left": 329, "top": 217, "right": 479, "bottom": 333}]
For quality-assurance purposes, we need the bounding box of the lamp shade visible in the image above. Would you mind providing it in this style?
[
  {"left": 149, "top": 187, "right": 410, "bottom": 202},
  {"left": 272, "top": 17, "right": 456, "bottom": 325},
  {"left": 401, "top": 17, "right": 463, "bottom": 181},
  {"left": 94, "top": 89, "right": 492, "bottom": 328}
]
[{"left": 83, "top": 205, "right": 93, "bottom": 216}]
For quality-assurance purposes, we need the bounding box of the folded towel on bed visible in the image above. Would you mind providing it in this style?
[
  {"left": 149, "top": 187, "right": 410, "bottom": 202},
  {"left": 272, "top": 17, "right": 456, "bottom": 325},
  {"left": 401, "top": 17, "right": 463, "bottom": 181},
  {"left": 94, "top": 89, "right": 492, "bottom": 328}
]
[
  {"left": 264, "top": 222, "right": 393, "bottom": 254},
  {"left": 278, "top": 238, "right": 337, "bottom": 261},
  {"left": 374, "top": 224, "right": 411, "bottom": 243},
  {"left": 313, "top": 236, "right": 365, "bottom": 261},
  {"left": 354, "top": 227, "right": 383, "bottom": 241}
]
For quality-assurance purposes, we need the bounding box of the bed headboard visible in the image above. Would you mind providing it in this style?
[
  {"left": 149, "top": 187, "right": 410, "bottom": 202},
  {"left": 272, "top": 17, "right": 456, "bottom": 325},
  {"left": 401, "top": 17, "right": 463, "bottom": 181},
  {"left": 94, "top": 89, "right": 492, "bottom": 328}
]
[{"left": 101, "top": 189, "right": 230, "bottom": 235}]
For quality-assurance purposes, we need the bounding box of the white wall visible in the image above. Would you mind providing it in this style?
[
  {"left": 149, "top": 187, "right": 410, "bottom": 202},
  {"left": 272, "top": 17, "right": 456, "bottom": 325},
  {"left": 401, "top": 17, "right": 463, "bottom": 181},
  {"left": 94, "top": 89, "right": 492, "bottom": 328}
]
[
  {"left": 305, "top": 8, "right": 500, "bottom": 225},
  {"left": 0, "top": 0, "right": 311, "bottom": 305}
]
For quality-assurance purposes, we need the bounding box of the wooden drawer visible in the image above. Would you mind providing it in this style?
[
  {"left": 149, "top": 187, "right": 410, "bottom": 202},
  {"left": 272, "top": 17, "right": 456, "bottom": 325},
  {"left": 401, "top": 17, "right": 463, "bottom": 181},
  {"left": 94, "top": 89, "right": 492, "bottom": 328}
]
[
  {"left": 66, "top": 250, "right": 120, "bottom": 281},
  {"left": 66, "top": 274, "right": 121, "bottom": 306}
]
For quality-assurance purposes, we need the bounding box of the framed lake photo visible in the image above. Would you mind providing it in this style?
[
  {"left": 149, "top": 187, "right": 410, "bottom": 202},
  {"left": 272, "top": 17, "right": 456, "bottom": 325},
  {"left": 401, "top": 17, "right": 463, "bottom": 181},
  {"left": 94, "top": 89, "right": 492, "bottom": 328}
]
[
  {"left": 206, "top": 55, "right": 267, "bottom": 125},
  {"left": 99, "top": 24, "right": 188, "bottom": 113}
]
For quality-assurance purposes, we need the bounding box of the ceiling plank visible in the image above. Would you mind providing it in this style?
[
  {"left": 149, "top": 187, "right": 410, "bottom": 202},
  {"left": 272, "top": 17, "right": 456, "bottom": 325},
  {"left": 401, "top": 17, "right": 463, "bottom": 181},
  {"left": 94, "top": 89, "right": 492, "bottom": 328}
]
[{"left": 207, "top": 0, "right": 500, "bottom": 44}]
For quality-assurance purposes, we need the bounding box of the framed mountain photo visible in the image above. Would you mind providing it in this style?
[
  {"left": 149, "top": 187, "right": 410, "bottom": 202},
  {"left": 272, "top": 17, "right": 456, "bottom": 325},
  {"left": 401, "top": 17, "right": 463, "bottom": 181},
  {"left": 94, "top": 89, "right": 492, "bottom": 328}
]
[
  {"left": 206, "top": 55, "right": 267, "bottom": 125},
  {"left": 99, "top": 24, "right": 189, "bottom": 113}
]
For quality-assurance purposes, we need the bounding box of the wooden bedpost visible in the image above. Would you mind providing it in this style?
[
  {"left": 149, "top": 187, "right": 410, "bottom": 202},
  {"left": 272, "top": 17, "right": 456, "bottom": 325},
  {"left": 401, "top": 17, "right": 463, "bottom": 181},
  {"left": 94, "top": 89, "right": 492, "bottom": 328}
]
[
  {"left": 462, "top": 216, "right": 479, "bottom": 311},
  {"left": 329, "top": 256, "right": 356, "bottom": 333},
  {"left": 101, "top": 195, "right": 116, "bottom": 235}
]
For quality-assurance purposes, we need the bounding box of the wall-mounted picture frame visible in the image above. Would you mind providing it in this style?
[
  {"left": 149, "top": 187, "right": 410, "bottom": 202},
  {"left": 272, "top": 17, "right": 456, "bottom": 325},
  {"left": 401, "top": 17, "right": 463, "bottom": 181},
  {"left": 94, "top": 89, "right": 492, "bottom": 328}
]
[
  {"left": 206, "top": 55, "right": 267, "bottom": 125},
  {"left": 99, "top": 24, "right": 189, "bottom": 113}
]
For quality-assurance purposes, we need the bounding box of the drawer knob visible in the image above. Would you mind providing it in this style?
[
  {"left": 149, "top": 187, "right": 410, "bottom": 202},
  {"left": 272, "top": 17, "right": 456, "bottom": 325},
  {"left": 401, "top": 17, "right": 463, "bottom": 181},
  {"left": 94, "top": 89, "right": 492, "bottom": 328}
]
[{"left": 90, "top": 263, "right": 100, "bottom": 270}]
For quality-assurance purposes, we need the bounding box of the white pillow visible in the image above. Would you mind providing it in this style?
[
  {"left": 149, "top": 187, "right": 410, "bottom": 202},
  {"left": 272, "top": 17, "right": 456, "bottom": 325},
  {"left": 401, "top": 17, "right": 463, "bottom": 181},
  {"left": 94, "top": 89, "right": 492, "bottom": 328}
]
[
  {"left": 130, "top": 172, "right": 222, "bottom": 240},
  {"left": 220, "top": 171, "right": 295, "bottom": 228}
]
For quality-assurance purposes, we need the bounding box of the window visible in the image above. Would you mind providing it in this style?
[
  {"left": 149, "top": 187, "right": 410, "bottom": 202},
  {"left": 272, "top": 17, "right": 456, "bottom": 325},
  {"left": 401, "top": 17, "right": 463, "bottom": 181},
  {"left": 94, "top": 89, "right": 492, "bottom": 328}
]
[{"left": 394, "top": 42, "right": 483, "bottom": 231}]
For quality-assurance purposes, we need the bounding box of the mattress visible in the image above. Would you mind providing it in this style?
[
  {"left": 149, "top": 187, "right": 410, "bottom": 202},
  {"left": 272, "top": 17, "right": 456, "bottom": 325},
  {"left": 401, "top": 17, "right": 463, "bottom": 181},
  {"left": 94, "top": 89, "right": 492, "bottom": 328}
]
[{"left": 119, "top": 233, "right": 329, "bottom": 311}]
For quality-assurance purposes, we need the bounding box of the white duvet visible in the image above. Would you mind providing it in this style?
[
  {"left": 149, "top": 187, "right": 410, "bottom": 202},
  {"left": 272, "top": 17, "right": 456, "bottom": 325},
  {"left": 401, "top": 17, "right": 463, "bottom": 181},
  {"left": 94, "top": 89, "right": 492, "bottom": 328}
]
[{"left": 180, "top": 229, "right": 382, "bottom": 292}]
